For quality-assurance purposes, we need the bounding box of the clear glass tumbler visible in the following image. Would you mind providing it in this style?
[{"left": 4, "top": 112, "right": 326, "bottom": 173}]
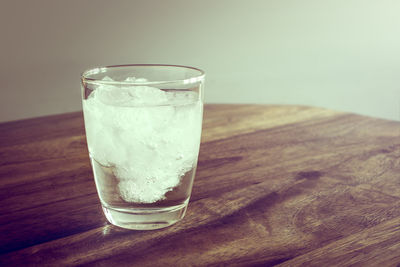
[{"left": 81, "top": 64, "right": 205, "bottom": 230}]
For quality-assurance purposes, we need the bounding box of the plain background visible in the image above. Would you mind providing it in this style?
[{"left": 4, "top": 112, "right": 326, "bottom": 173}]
[{"left": 1, "top": 0, "right": 399, "bottom": 122}]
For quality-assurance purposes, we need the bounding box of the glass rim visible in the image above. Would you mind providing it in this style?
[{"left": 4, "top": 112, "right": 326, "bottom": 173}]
[{"left": 81, "top": 64, "right": 205, "bottom": 86}]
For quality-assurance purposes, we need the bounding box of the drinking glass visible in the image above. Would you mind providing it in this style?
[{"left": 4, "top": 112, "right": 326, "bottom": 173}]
[{"left": 81, "top": 64, "right": 205, "bottom": 230}]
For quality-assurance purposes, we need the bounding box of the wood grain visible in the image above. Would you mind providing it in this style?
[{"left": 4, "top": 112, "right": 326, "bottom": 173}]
[{"left": 0, "top": 104, "right": 399, "bottom": 266}]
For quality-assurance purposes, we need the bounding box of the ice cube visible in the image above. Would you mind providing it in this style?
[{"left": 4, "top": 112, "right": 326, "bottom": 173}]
[
  {"left": 124, "top": 77, "right": 136, "bottom": 82},
  {"left": 135, "top": 78, "right": 148, "bottom": 83},
  {"left": 102, "top": 76, "right": 114, "bottom": 81}
]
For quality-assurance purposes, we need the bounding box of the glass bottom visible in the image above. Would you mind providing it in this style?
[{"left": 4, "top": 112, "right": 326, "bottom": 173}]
[{"left": 101, "top": 201, "right": 188, "bottom": 230}]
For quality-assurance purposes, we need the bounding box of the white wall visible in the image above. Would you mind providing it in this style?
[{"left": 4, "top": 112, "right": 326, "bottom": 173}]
[{"left": 1, "top": 0, "right": 399, "bottom": 122}]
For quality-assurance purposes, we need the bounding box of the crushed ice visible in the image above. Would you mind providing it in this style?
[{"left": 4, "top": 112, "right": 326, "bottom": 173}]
[{"left": 83, "top": 76, "right": 202, "bottom": 203}]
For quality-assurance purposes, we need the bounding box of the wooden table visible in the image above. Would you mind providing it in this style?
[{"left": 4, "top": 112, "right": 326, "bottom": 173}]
[{"left": 0, "top": 104, "right": 399, "bottom": 266}]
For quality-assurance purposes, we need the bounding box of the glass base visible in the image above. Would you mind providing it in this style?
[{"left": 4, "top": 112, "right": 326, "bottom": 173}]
[{"left": 101, "top": 202, "right": 188, "bottom": 230}]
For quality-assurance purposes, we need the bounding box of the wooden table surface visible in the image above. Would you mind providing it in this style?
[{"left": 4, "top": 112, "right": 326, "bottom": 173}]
[{"left": 0, "top": 104, "right": 399, "bottom": 266}]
